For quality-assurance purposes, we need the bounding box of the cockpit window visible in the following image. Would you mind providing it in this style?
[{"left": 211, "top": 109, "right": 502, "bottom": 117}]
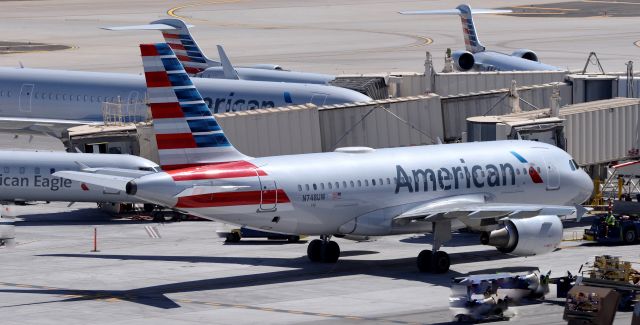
[{"left": 569, "top": 159, "right": 579, "bottom": 171}]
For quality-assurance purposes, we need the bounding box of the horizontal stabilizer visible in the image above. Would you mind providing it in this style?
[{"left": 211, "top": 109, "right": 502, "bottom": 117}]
[
  {"left": 52, "top": 171, "right": 132, "bottom": 193},
  {"left": 399, "top": 9, "right": 511, "bottom": 15},
  {"left": 102, "top": 23, "right": 194, "bottom": 31}
]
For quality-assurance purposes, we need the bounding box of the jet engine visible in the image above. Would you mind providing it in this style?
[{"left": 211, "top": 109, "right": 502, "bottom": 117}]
[
  {"left": 480, "top": 215, "right": 562, "bottom": 256},
  {"left": 511, "top": 49, "right": 539, "bottom": 62},
  {"left": 451, "top": 50, "right": 475, "bottom": 71},
  {"left": 248, "top": 64, "right": 284, "bottom": 71}
]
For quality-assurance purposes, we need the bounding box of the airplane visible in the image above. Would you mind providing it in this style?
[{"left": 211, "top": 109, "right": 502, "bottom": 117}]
[
  {"left": 104, "top": 19, "right": 336, "bottom": 84},
  {"left": 54, "top": 43, "right": 593, "bottom": 274},
  {"left": 0, "top": 65, "right": 369, "bottom": 125},
  {"left": 399, "top": 4, "right": 563, "bottom": 72},
  {"left": 0, "top": 150, "right": 158, "bottom": 204}
]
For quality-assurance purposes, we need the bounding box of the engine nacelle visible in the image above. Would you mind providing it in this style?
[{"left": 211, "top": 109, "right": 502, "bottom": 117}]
[
  {"left": 511, "top": 49, "right": 539, "bottom": 62},
  {"left": 248, "top": 63, "right": 284, "bottom": 71},
  {"left": 451, "top": 50, "right": 475, "bottom": 71},
  {"left": 480, "top": 215, "right": 562, "bottom": 256}
]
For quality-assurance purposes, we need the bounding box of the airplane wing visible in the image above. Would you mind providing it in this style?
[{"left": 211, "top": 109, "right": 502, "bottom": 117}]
[
  {"left": 395, "top": 194, "right": 582, "bottom": 223},
  {"left": 399, "top": 9, "right": 511, "bottom": 15},
  {"left": 101, "top": 23, "right": 194, "bottom": 31},
  {"left": 0, "top": 117, "right": 101, "bottom": 138},
  {"left": 52, "top": 171, "right": 133, "bottom": 192}
]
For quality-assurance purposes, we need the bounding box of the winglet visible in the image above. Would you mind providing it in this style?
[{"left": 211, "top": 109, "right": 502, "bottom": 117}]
[{"left": 216, "top": 45, "right": 240, "bottom": 80}]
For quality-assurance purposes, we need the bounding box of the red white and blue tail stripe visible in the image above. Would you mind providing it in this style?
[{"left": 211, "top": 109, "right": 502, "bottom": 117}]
[
  {"left": 140, "top": 43, "right": 247, "bottom": 170},
  {"left": 456, "top": 4, "right": 485, "bottom": 53},
  {"left": 150, "top": 19, "right": 218, "bottom": 75}
]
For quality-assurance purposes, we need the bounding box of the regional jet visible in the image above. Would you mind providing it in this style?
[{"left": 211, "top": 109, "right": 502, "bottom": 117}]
[
  {"left": 0, "top": 65, "right": 369, "bottom": 125},
  {"left": 56, "top": 43, "right": 593, "bottom": 273},
  {"left": 104, "top": 19, "right": 336, "bottom": 84},
  {"left": 400, "top": 4, "right": 563, "bottom": 72},
  {"left": 0, "top": 150, "right": 157, "bottom": 204}
]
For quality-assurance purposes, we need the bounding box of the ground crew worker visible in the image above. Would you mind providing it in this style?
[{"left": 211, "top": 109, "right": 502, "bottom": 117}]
[{"left": 604, "top": 211, "right": 617, "bottom": 238}]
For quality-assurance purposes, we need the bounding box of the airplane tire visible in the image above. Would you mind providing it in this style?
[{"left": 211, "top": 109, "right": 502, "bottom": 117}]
[
  {"left": 307, "top": 239, "right": 323, "bottom": 262},
  {"left": 225, "top": 232, "right": 241, "bottom": 243},
  {"left": 433, "top": 251, "right": 450, "bottom": 274},
  {"left": 322, "top": 241, "right": 340, "bottom": 263},
  {"left": 416, "top": 250, "right": 433, "bottom": 272}
]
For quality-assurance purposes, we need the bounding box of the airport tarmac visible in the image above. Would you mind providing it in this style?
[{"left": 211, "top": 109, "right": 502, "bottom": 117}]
[
  {"left": 0, "top": 202, "right": 636, "bottom": 324},
  {"left": 1, "top": 0, "right": 640, "bottom": 75}
]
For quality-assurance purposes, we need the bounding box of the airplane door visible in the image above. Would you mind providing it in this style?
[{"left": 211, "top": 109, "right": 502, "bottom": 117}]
[
  {"left": 542, "top": 158, "right": 560, "bottom": 190},
  {"left": 310, "top": 93, "right": 328, "bottom": 106},
  {"left": 19, "top": 84, "right": 34, "bottom": 113},
  {"left": 257, "top": 173, "right": 278, "bottom": 211}
]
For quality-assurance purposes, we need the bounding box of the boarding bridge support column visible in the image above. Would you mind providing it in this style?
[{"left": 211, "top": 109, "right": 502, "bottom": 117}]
[{"left": 508, "top": 80, "right": 521, "bottom": 113}]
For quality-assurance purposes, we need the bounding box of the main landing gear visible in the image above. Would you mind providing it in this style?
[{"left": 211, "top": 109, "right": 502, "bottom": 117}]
[
  {"left": 416, "top": 220, "right": 452, "bottom": 274},
  {"left": 307, "top": 235, "right": 340, "bottom": 263}
]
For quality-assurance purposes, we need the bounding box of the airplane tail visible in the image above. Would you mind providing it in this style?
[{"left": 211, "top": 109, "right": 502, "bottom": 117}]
[
  {"left": 140, "top": 43, "right": 249, "bottom": 170},
  {"left": 456, "top": 4, "right": 485, "bottom": 53},
  {"left": 150, "top": 19, "right": 220, "bottom": 75}
]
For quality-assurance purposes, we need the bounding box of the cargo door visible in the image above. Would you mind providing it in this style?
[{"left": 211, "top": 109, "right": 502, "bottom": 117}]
[
  {"left": 19, "top": 84, "right": 34, "bottom": 113},
  {"left": 257, "top": 173, "right": 278, "bottom": 211}
]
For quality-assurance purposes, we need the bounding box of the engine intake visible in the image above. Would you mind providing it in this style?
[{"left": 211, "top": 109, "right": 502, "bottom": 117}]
[
  {"left": 511, "top": 49, "right": 539, "bottom": 62},
  {"left": 481, "top": 215, "right": 562, "bottom": 256},
  {"left": 452, "top": 50, "right": 475, "bottom": 71}
]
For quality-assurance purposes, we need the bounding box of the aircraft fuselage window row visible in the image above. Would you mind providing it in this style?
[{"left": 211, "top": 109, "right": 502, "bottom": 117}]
[
  {"left": 1, "top": 167, "right": 56, "bottom": 175},
  {"left": 295, "top": 167, "right": 542, "bottom": 192},
  {"left": 0, "top": 88, "right": 145, "bottom": 104}
]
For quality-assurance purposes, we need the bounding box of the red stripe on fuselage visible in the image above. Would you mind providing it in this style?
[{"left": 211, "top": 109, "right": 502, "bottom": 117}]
[
  {"left": 168, "top": 160, "right": 267, "bottom": 181},
  {"left": 150, "top": 102, "right": 184, "bottom": 119},
  {"left": 144, "top": 71, "right": 172, "bottom": 87},
  {"left": 156, "top": 133, "right": 197, "bottom": 149},
  {"left": 175, "top": 189, "right": 290, "bottom": 208}
]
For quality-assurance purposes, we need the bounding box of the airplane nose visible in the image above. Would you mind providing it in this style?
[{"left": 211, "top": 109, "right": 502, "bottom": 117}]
[{"left": 574, "top": 170, "right": 594, "bottom": 204}]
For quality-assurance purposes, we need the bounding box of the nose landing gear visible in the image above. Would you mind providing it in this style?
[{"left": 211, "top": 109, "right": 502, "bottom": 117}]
[{"left": 307, "top": 235, "right": 340, "bottom": 263}]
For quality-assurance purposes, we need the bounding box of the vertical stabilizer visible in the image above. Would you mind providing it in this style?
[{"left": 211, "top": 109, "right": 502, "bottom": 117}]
[
  {"left": 140, "top": 43, "right": 248, "bottom": 170},
  {"left": 151, "top": 19, "right": 220, "bottom": 74},
  {"left": 456, "top": 4, "right": 485, "bottom": 53}
]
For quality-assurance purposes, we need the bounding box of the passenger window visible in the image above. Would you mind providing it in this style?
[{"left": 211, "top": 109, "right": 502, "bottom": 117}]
[
  {"left": 365, "top": 180, "right": 369, "bottom": 186},
  {"left": 313, "top": 183, "right": 317, "bottom": 190},
  {"left": 357, "top": 180, "right": 362, "bottom": 187},
  {"left": 342, "top": 181, "right": 347, "bottom": 188},
  {"left": 379, "top": 178, "right": 383, "bottom": 186},
  {"left": 297, "top": 185, "right": 302, "bottom": 191},
  {"left": 7, "top": 91, "right": 10, "bottom": 97},
  {"left": 305, "top": 184, "right": 310, "bottom": 191},
  {"left": 516, "top": 169, "right": 521, "bottom": 175},
  {"left": 537, "top": 167, "right": 541, "bottom": 173},
  {"left": 34, "top": 167, "right": 40, "bottom": 175},
  {"left": 320, "top": 183, "right": 325, "bottom": 190},
  {"left": 84, "top": 95, "right": 88, "bottom": 102},
  {"left": 90, "top": 96, "right": 95, "bottom": 102},
  {"left": 387, "top": 178, "right": 391, "bottom": 185},
  {"left": 63, "top": 94, "right": 67, "bottom": 100},
  {"left": 350, "top": 181, "right": 355, "bottom": 188},
  {"left": 19, "top": 167, "right": 25, "bottom": 174},
  {"left": 3, "top": 167, "right": 8, "bottom": 173},
  {"left": 335, "top": 182, "right": 339, "bottom": 189},
  {"left": 328, "top": 182, "right": 332, "bottom": 189}
]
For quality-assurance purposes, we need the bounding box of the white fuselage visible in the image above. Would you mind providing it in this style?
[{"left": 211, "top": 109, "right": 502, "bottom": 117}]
[
  {"left": 0, "top": 151, "right": 157, "bottom": 203},
  {"left": 132, "top": 141, "right": 593, "bottom": 236}
]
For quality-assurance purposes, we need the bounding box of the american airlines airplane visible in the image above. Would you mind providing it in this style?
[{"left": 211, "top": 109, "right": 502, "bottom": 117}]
[
  {"left": 400, "top": 4, "right": 563, "bottom": 72},
  {"left": 0, "top": 66, "right": 369, "bottom": 125},
  {"left": 0, "top": 151, "right": 157, "bottom": 204},
  {"left": 105, "top": 19, "right": 336, "bottom": 84},
  {"left": 56, "top": 43, "right": 593, "bottom": 273}
]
